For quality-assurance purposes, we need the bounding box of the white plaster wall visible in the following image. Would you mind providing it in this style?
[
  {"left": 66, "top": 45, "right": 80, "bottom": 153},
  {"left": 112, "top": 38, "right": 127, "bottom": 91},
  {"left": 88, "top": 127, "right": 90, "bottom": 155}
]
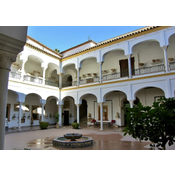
[
  {"left": 136, "top": 88, "right": 164, "bottom": 106},
  {"left": 45, "top": 98, "right": 58, "bottom": 124},
  {"left": 61, "top": 42, "right": 96, "bottom": 57},
  {"left": 102, "top": 50, "right": 126, "bottom": 74},
  {"left": 105, "top": 91, "right": 126, "bottom": 125},
  {"left": 80, "top": 58, "right": 99, "bottom": 78},
  {"left": 133, "top": 42, "right": 164, "bottom": 67}
]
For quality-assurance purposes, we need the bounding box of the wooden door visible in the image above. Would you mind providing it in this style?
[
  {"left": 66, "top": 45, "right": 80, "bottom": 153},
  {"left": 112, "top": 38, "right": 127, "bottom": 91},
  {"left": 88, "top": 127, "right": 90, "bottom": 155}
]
[
  {"left": 64, "top": 111, "right": 69, "bottom": 125},
  {"left": 119, "top": 57, "right": 135, "bottom": 77},
  {"left": 120, "top": 59, "right": 128, "bottom": 77}
]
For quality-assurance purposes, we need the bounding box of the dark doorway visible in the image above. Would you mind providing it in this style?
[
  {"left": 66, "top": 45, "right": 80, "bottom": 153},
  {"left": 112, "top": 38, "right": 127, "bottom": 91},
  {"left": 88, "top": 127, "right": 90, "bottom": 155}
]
[
  {"left": 80, "top": 99, "right": 87, "bottom": 125},
  {"left": 67, "top": 76, "right": 72, "bottom": 86},
  {"left": 6, "top": 104, "right": 11, "bottom": 122},
  {"left": 64, "top": 111, "right": 69, "bottom": 125},
  {"left": 32, "top": 106, "right": 39, "bottom": 120},
  {"left": 80, "top": 99, "right": 87, "bottom": 118},
  {"left": 119, "top": 57, "right": 135, "bottom": 77}
]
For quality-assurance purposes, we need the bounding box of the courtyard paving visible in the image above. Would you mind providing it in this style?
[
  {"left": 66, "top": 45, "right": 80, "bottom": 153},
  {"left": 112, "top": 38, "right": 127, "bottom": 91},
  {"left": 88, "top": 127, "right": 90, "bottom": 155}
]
[{"left": 4, "top": 124, "right": 175, "bottom": 150}]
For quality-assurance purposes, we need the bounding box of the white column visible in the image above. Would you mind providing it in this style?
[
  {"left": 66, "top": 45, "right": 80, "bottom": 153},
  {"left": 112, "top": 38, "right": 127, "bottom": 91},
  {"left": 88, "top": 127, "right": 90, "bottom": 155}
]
[
  {"left": 0, "top": 26, "right": 27, "bottom": 150},
  {"left": 59, "top": 73, "right": 63, "bottom": 88},
  {"left": 99, "top": 102, "right": 104, "bottom": 130},
  {"left": 76, "top": 104, "right": 80, "bottom": 125},
  {"left": 42, "top": 67, "right": 46, "bottom": 85},
  {"left": 18, "top": 102, "right": 23, "bottom": 131},
  {"left": 77, "top": 68, "right": 80, "bottom": 86},
  {"left": 99, "top": 62, "right": 103, "bottom": 83},
  {"left": 126, "top": 55, "right": 132, "bottom": 78},
  {"left": 20, "top": 60, "right": 26, "bottom": 81},
  {"left": 41, "top": 103, "right": 45, "bottom": 122},
  {"left": 0, "top": 51, "right": 17, "bottom": 149},
  {"left": 58, "top": 105, "right": 63, "bottom": 126},
  {"left": 162, "top": 46, "right": 169, "bottom": 73},
  {"left": 129, "top": 100, "right": 134, "bottom": 108}
]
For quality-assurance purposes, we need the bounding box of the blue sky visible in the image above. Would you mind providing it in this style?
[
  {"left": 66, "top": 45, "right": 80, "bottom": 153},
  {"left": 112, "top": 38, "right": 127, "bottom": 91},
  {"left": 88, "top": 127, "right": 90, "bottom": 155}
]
[{"left": 27, "top": 26, "right": 144, "bottom": 52}]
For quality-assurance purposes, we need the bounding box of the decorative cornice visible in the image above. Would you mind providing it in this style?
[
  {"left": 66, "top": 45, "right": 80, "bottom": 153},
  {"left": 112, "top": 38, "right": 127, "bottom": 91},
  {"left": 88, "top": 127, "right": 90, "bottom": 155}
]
[
  {"left": 0, "top": 50, "right": 16, "bottom": 70},
  {"left": 27, "top": 35, "right": 62, "bottom": 57},
  {"left": 25, "top": 43, "right": 61, "bottom": 61},
  {"left": 61, "top": 26, "right": 171, "bottom": 62}
]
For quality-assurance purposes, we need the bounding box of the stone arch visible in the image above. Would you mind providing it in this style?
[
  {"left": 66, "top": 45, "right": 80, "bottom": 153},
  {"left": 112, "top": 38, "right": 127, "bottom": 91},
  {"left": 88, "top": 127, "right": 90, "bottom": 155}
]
[
  {"left": 167, "top": 33, "right": 175, "bottom": 60},
  {"left": 46, "top": 96, "right": 59, "bottom": 104},
  {"left": 165, "top": 28, "right": 175, "bottom": 46},
  {"left": 61, "top": 95, "right": 76, "bottom": 104},
  {"left": 79, "top": 56, "right": 97, "bottom": 68},
  {"left": 102, "top": 48, "right": 125, "bottom": 62},
  {"left": 7, "top": 89, "right": 20, "bottom": 102},
  {"left": 102, "top": 86, "right": 129, "bottom": 103},
  {"left": 25, "top": 93, "right": 42, "bottom": 101},
  {"left": 46, "top": 63, "right": 59, "bottom": 78},
  {"left": 79, "top": 92, "right": 99, "bottom": 104},
  {"left": 24, "top": 55, "right": 44, "bottom": 77},
  {"left": 134, "top": 86, "right": 165, "bottom": 107},
  {"left": 133, "top": 85, "right": 165, "bottom": 100},
  {"left": 129, "top": 34, "right": 161, "bottom": 54}
]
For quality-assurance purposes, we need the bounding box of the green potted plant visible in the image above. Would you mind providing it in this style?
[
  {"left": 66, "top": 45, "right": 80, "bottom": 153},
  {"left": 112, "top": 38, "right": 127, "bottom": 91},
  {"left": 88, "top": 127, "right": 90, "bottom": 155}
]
[
  {"left": 71, "top": 122, "right": 79, "bottom": 129},
  {"left": 39, "top": 121, "right": 49, "bottom": 129},
  {"left": 54, "top": 113, "right": 60, "bottom": 128}
]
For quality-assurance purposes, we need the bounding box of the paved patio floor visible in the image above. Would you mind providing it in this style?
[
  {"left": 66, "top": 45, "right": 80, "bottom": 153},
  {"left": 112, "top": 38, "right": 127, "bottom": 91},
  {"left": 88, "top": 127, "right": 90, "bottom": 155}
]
[{"left": 4, "top": 124, "right": 175, "bottom": 150}]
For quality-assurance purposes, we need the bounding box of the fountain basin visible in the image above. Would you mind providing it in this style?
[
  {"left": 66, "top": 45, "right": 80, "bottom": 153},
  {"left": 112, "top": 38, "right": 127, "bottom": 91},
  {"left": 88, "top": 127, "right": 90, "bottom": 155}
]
[
  {"left": 64, "top": 133, "right": 82, "bottom": 141},
  {"left": 52, "top": 136, "right": 93, "bottom": 148}
]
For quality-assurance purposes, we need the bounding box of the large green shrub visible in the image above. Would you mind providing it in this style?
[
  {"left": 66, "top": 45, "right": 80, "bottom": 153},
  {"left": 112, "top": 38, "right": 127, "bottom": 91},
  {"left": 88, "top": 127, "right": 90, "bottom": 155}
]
[
  {"left": 123, "top": 97, "right": 175, "bottom": 150},
  {"left": 40, "top": 121, "right": 49, "bottom": 129},
  {"left": 71, "top": 122, "right": 79, "bottom": 129}
]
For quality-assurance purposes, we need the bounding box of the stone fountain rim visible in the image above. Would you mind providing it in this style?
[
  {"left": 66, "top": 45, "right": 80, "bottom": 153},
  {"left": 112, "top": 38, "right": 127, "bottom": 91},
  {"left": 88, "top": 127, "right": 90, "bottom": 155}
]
[{"left": 53, "top": 136, "right": 93, "bottom": 143}]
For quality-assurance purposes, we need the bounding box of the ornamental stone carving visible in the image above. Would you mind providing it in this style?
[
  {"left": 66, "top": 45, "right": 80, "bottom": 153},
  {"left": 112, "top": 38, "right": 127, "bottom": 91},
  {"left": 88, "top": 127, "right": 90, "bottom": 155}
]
[{"left": 0, "top": 50, "right": 16, "bottom": 70}]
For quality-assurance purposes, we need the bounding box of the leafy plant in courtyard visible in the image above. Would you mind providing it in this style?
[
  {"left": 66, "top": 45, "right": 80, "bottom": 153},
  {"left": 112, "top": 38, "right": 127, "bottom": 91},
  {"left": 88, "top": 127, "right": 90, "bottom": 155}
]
[
  {"left": 123, "top": 97, "right": 175, "bottom": 150},
  {"left": 40, "top": 121, "right": 49, "bottom": 129},
  {"left": 54, "top": 113, "right": 60, "bottom": 123},
  {"left": 71, "top": 122, "right": 79, "bottom": 129}
]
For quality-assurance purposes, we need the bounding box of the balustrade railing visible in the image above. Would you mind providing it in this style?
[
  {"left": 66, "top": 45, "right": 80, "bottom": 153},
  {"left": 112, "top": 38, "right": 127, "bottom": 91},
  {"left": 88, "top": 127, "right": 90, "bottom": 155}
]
[
  {"left": 102, "top": 72, "right": 120, "bottom": 81},
  {"left": 80, "top": 77, "right": 99, "bottom": 85},
  {"left": 24, "top": 75, "right": 43, "bottom": 84},
  {"left": 10, "top": 63, "right": 173, "bottom": 89},
  {"left": 134, "top": 64, "right": 165, "bottom": 75},
  {"left": 169, "top": 62, "right": 175, "bottom": 70},
  {"left": 62, "top": 82, "right": 73, "bottom": 88},
  {"left": 9, "top": 72, "right": 21, "bottom": 79},
  {"left": 45, "top": 80, "right": 59, "bottom": 87}
]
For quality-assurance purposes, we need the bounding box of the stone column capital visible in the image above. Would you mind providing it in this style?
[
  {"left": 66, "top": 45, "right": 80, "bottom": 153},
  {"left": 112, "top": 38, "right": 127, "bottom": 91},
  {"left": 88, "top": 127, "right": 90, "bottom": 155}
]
[
  {"left": 125, "top": 54, "right": 132, "bottom": 58},
  {"left": 98, "top": 61, "right": 103, "bottom": 65},
  {"left": 59, "top": 73, "right": 64, "bottom": 76},
  {"left": 162, "top": 45, "right": 168, "bottom": 50},
  {"left": 76, "top": 104, "right": 81, "bottom": 107},
  {"left": 98, "top": 102, "right": 104, "bottom": 106},
  {"left": 18, "top": 101, "right": 24, "bottom": 105},
  {"left": 0, "top": 50, "right": 16, "bottom": 70}
]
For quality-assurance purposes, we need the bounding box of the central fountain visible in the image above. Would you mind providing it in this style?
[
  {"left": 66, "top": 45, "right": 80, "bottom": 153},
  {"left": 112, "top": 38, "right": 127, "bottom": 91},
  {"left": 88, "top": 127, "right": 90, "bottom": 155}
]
[{"left": 52, "top": 133, "right": 93, "bottom": 148}]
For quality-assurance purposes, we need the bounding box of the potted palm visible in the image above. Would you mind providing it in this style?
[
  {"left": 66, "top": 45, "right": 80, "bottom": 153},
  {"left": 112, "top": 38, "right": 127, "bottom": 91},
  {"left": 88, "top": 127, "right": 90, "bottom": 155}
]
[{"left": 54, "top": 113, "right": 60, "bottom": 128}]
